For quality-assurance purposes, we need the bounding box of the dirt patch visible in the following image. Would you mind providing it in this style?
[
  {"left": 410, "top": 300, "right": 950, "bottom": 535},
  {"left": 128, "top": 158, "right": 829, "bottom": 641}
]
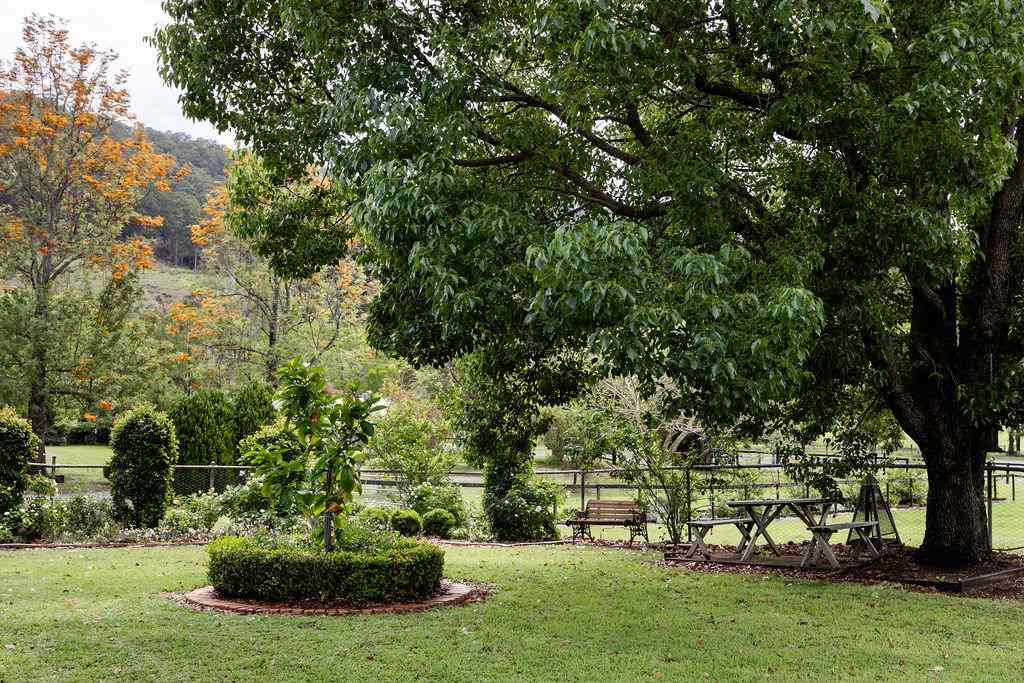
[
  {"left": 170, "top": 580, "right": 489, "bottom": 616},
  {"left": 662, "top": 543, "right": 1024, "bottom": 600}
]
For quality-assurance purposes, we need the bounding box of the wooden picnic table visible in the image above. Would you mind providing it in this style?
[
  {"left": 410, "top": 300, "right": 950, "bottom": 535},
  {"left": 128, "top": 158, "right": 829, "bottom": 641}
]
[{"left": 726, "top": 497, "right": 838, "bottom": 562}]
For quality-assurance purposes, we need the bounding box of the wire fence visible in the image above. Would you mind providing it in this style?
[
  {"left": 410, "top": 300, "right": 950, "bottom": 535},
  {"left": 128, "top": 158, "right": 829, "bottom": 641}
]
[{"left": 28, "top": 456, "right": 1024, "bottom": 552}]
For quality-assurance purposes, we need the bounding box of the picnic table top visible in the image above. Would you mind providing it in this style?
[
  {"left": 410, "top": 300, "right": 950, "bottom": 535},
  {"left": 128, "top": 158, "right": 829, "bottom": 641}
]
[{"left": 726, "top": 497, "right": 836, "bottom": 507}]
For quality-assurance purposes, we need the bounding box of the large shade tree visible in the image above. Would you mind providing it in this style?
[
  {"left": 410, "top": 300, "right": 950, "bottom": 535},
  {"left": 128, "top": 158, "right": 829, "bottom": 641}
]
[{"left": 156, "top": 0, "right": 1024, "bottom": 565}]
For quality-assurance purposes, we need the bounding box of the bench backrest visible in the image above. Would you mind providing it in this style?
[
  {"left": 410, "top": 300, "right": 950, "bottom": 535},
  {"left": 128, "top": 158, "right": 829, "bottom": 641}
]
[{"left": 584, "top": 500, "right": 643, "bottom": 520}]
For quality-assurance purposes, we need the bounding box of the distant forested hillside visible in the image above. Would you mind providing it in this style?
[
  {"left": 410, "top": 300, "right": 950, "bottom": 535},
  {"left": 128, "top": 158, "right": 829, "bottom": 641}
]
[{"left": 114, "top": 122, "right": 229, "bottom": 268}]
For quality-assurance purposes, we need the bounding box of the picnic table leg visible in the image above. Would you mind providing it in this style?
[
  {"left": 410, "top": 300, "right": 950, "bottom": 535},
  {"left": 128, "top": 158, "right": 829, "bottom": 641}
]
[
  {"left": 755, "top": 505, "right": 784, "bottom": 556},
  {"left": 685, "top": 527, "right": 712, "bottom": 560},
  {"left": 735, "top": 522, "right": 753, "bottom": 555},
  {"left": 740, "top": 505, "right": 783, "bottom": 560},
  {"left": 816, "top": 531, "right": 841, "bottom": 569}
]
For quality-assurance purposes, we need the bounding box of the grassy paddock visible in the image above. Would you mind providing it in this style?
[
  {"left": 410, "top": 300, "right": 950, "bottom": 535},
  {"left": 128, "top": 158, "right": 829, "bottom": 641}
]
[{"left": 1, "top": 545, "right": 1023, "bottom": 681}]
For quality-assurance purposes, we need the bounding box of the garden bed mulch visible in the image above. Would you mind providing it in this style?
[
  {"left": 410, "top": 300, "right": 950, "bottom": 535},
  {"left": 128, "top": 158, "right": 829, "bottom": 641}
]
[
  {"left": 170, "top": 580, "right": 489, "bottom": 616},
  {"left": 432, "top": 539, "right": 571, "bottom": 548},
  {"left": 661, "top": 542, "right": 1024, "bottom": 600}
]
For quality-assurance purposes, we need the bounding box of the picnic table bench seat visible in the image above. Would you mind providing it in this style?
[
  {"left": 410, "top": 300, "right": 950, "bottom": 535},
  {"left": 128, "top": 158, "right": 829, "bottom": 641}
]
[
  {"left": 802, "top": 520, "right": 881, "bottom": 569},
  {"left": 565, "top": 500, "right": 648, "bottom": 545},
  {"left": 685, "top": 517, "right": 755, "bottom": 560}
]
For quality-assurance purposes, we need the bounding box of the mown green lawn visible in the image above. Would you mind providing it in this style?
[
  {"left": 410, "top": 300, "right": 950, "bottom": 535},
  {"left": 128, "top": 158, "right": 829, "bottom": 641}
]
[
  {"left": 2, "top": 545, "right": 1023, "bottom": 681},
  {"left": 43, "top": 445, "right": 112, "bottom": 494}
]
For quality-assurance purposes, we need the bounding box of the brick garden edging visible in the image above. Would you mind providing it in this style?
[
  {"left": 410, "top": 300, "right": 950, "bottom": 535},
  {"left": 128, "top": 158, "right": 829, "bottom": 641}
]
[
  {"left": 0, "top": 541, "right": 206, "bottom": 551},
  {"left": 178, "top": 580, "right": 487, "bottom": 616}
]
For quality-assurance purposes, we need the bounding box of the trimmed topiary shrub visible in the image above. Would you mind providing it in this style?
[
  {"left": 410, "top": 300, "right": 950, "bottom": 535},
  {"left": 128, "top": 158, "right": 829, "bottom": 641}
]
[
  {"left": 109, "top": 407, "right": 178, "bottom": 528},
  {"left": 170, "top": 389, "right": 237, "bottom": 494},
  {"left": 233, "top": 382, "right": 276, "bottom": 444},
  {"left": 0, "top": 406, "right": 38, "bottom": 517},
  {"left": 206, "top": 535, "right": 444, "bottom": 603},
  {"left": 390, "top": 508, "right": 422, "bottom": 537},
  {"left": 422, "top": 508, "right": 457, "bottom": 539}
]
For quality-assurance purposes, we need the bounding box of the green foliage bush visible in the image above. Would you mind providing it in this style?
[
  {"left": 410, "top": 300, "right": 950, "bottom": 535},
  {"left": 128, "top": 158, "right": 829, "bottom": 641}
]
[
  {"left": 4, "top": 476, "right": 63, "bottom": 541},
  {"left": 161, "top": 492, "right": 222, "bottom": 532},
  {"left": 885, "top": 474, "right": 927, "bottom": 506},
  {"left": 170, "top": 389, "right": 237, "bottom": 466},
  {"left": 217, "top": 477, "right": 273, "bottom": 517},
  {"left": 233, "top": 382, "right": 276, "bottom": 444},
  {"left": 109, "top": 407, "right": 178, "bottom": 528},
  {"left": 406, "top": 482, "right": 466, "bottom": 526},
  {"left": 485, "top": 472, "right": 562, "bottom": 542},
  {"left": 390, "top": 508, "right": 422, "bottom": 537},
  {"left": 354, "top": 506, "right": 393, "bottom": 530},
  {"left": 206, "top": 535, "right": 444, "bottom": 603},
  {"left": 422, "top": 508, "right": 457, "bottom": 539},
  {"left": 0, "top": 406, "right": 38, "bottom": 517},
  {"left": 238, "top": 421, "right": 303, "bottom": 465},
  {"left": 363, "top": 401, "right": 456, "bottom": 502},
  {"left": 63, "top": 495, "right": 115, "bottom": 540}
]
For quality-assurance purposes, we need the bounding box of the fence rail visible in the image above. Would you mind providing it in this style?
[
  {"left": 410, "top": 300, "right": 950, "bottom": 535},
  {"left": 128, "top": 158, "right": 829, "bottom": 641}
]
[{"left": 27, "top": 457, "right": 1024, "bottom": 552}]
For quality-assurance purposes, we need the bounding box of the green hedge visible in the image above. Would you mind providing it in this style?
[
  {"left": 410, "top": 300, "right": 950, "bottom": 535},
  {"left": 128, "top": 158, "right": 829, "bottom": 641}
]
[
  {"left": 0, "top": 407, "right": 38, "bottom": 517},
  {"left": 109, "top": 407, "right": 178, "bottom": 528},
  {"left": 206, "top": 536, "right": 444, "bottom": 603}
]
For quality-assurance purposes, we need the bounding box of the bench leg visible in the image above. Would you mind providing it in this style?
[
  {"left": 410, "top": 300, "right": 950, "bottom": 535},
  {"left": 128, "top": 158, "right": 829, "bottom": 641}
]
[
  {"left": 628, "top": 521, "right": 648, "bottom": 546},
  {"left": 854, "top": 527, "right": 881, "bottom": 559}
]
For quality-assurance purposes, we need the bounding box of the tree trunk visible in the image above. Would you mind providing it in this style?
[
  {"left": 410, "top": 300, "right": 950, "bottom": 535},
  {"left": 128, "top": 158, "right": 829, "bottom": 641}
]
[
  {"left": 918, "top": 443, "right": 990, "bottom": 566},
  {"left": 265, "top": 277, "right": 281, "bottom": 383},
  {"left": 27, "top": 283, "right": 50, "bottom": 462}
]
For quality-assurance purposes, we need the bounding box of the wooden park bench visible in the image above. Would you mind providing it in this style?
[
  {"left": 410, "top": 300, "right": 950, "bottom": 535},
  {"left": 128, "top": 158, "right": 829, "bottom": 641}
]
[
  {"left": 801, "top": 520, "right": 881, "bottom": 569},
  {"left": 565, "top": 500, "right": 649, "bottom": 545},
  {"left": 685, "top": 517, "right": 755, "bottom": 560}
]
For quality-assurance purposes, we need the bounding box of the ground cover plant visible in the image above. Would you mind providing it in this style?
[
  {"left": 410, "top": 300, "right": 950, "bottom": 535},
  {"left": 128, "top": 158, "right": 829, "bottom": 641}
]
[{"left": 3, "top": 544, "right": 1024, "bottom": 681}]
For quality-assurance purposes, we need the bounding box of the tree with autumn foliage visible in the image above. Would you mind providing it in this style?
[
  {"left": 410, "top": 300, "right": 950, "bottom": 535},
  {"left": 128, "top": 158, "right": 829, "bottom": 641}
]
[
  {"left": 0, "top": 15, "right": 184, "bottom": 454},
  {"left": 184, "top": 154, "right": 372, "bottom": 384}
]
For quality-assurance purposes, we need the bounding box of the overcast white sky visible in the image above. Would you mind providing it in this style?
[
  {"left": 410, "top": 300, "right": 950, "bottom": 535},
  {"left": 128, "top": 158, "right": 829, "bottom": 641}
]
[{"left": 0, "top": 0, "right": 235, "bottom": 145}]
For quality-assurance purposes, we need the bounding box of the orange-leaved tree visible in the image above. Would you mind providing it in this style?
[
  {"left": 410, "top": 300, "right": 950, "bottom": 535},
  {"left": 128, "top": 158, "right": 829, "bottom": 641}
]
[
  {"left": 188, "top": 155, "right": 373, "bottom": 384},
  {"left": 0, "top": 15, "right": 184, "bottom": 455}
]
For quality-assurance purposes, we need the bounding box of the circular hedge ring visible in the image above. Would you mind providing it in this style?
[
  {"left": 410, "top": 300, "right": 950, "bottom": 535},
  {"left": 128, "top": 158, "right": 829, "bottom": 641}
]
[{"left": 206, "top": 536, "right": 445, "bottom": 604}]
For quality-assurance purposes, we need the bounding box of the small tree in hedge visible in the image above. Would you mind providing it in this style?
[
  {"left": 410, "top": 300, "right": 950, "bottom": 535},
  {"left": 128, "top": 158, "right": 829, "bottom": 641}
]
[
  {"left": 234, "top": 382, "right": 276, "bottom": 444},
  {"left": 170, "top": 389, "right": 237, "bottom": 467},
  {"left": 0, "top": 407, "right": 39, "bottom": 517},
  {"left": 249, "top": 357, "right": 380, "bottom": 551},
  {"left": 109, "top": 407, "right": 178, "bottom": 528}
]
